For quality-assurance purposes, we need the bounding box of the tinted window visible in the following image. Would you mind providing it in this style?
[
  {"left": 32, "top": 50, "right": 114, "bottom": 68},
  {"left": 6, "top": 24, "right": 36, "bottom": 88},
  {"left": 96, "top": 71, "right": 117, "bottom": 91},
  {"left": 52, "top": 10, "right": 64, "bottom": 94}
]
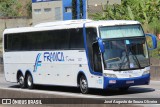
[
  {"left": 86, "top": 28, "right": 98, "bottom": 70},
  {"left": 69, "top": 28, "right": 84, "bottom": 49},
  {"left": 4, "top": 28, "right": 84, "bottom": 51}
]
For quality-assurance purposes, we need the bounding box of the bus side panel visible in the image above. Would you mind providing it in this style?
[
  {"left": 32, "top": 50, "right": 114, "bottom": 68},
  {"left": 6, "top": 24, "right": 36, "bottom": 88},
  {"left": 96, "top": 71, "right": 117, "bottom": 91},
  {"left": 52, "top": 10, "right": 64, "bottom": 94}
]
[
  {"left": 3, "top": 53, "right": 22, "bottom": 83},
  {"left": 3, "top": 50, "right": 104, "bottom": 89},
  {"left": 4, "top": 64, "right": 17, "bottom": 82}
]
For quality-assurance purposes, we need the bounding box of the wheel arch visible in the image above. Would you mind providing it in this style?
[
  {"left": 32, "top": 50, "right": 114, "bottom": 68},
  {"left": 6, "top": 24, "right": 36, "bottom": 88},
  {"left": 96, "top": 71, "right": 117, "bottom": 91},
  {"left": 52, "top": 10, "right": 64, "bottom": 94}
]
[
  {"left": 16, "top": 70, "right": 23, "bottom": 83},
  {"left": 77, "top": 71, "right": 87, "bottom": 87},
  {"left": 25, "top": 70, "right": 34, "bottom": 83}
]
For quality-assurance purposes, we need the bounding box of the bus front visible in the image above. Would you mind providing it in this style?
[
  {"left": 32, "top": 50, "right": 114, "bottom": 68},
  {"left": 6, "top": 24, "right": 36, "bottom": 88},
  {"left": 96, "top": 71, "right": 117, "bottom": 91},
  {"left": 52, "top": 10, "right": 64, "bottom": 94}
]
[{"left": 99, "top": 24, "right": 157, "bottom": 90}]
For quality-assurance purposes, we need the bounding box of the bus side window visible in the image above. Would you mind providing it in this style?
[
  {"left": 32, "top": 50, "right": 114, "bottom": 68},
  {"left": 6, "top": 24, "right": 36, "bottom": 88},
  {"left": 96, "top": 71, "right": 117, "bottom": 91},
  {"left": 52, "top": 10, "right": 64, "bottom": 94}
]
[
  {"left": 92, "top": 42, "right": 102, "bottom": 72},
  {"left": 86, "top": 28, "right": 102, "bottom": 72},
  {"left": 69, "top": 28, "right": 84, "bottom": 49}
]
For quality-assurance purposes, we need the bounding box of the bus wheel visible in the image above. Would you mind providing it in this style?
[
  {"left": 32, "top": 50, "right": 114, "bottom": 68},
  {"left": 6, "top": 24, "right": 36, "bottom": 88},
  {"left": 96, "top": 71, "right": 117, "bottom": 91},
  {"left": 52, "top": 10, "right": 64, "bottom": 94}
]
[
  {"left": 80, "top": 75, "right": 89, "bottom": 94},
  {"left": 119, "top": 86, "right": 129, "bottom": 91},
  {"left": 26, "top": 74, "right": 34, "bottom": 89},
  {"left": 18, "top": 74, "right": 25, "bottom": 88}
]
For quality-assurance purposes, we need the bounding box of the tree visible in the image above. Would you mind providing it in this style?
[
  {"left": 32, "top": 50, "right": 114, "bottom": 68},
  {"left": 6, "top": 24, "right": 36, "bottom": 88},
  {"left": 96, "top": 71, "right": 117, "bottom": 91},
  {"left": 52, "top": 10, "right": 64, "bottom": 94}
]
[
  {"left": 0, "top": 0, "right": 32, "bottom": 17},
  {"left": 0, "top": 0, "right": 21, "bottom": 17},
  {"left": 91, "top": 0, "right": 160, "bottom": 58},
  {"left": 92, "top": 0, "right": 160, "bottom": 30},
  {"left": 26, "top": 0, "right": 32, "bottom": 17}
]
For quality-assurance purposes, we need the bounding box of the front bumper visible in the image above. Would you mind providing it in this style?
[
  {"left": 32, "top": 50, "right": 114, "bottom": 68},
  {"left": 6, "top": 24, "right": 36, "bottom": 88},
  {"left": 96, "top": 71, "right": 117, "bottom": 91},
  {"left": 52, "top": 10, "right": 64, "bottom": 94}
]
[{"left": 103, "top": 74, "right": 150, "bottom": 89}]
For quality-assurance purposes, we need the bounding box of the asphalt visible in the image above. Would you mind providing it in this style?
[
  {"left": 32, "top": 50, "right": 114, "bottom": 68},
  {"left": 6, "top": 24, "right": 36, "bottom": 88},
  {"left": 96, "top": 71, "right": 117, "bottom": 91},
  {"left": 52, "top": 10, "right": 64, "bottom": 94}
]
[
  {"left": 0, "top": 55, "right": 160, "bottom": 107},
  {"left": 0, "top": 73, "right": 160, "bottom": 107}
]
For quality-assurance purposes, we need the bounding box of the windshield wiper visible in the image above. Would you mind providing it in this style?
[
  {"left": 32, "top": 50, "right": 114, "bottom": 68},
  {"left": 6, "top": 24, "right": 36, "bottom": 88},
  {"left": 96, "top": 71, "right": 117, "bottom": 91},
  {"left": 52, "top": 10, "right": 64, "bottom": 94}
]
[
  {"left": 128, "top": 47, "right": 141, "bottom": 69},
  {"left": 115, "top": 52, "right": 128, "bottom": 71}
]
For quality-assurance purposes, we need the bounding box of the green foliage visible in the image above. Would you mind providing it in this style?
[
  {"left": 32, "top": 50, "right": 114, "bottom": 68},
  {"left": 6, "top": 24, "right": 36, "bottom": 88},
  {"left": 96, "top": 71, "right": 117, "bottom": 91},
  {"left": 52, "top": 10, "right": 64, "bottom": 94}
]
[
  {"left": 0, "top": 0, "right": 32, "bottom": 17},
  {"left": 0, "top": 0, "right": 20, "bottom": 17},
  {"left": 147, "top": 36, "right": 160, "bottom": 58},
  {"left": 72, "top": 0, "right": 77, "bottom": 19},
  {"left": 92, "top": 0, "right": 160, "bottom": 58},
  {"left": 26, "top": 0, "right": 32, "bottom": 17},
  {"left": 92, "top": 0, "right": 160, "bottom": 29}
]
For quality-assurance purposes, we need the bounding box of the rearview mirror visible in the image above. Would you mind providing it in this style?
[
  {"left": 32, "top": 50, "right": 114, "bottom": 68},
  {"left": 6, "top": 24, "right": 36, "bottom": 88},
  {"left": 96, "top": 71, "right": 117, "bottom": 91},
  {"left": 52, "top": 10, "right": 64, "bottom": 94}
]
[
  {"left": 145, "top": 34, "right": 157, "bottom": 50},
  {"left": 96, "top": 37, "right": 105, "bottom": 53}
]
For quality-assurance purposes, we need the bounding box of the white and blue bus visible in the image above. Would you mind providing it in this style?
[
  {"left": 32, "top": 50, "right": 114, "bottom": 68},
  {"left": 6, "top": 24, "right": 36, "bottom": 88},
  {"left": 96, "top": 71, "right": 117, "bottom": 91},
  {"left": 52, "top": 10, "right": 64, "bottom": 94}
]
[{"left": 3, "top": 20, "right": 157, "bottom": 94}]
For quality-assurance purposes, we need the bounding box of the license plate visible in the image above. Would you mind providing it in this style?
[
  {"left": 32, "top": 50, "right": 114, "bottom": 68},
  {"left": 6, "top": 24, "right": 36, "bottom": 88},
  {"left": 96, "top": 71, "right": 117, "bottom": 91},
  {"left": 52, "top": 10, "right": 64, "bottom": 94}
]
[
  {"left": 126, "top": 80, "right": 134, "bottom": 84},
  {"left": 122, "top": 71, "right": 134, "bottom": 74}
]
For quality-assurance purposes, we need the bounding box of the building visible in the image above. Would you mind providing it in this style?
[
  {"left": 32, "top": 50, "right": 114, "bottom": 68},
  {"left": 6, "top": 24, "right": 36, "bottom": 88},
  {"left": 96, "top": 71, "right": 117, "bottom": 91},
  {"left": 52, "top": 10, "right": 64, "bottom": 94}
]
[
  {"left": 32, "top": 0, "right": 63, "bottom": 25},
  {"left": 63, "top": 0, "right": 87, "bottom": 20},
  {"left": 32, "top": 0, "right": 121, "bottom": 25}
]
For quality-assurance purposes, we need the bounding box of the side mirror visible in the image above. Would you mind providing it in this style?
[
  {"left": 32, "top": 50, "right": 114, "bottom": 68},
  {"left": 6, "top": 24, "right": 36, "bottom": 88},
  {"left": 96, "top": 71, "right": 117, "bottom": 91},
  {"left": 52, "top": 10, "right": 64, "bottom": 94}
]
[
  {"left": 96, "top": 37, "right": 105, "bottom": 53},
  {"left": 145, "top": 34, "right": 157, "bottom": 50}
]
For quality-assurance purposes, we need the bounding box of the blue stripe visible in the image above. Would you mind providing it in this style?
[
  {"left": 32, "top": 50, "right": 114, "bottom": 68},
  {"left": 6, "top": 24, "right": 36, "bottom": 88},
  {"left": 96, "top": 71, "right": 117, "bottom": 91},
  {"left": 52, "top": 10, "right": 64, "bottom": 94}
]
[
  {"left": 103, "top": 74, "right": 150, "bottom": 89},
  {"left": 77, "top": 0, "right": 80, "bottom": 19},
  {"left": 32, "top": 0, "right": 59, "bottom": 3},
  {"left": 82, "top": 0, "right": 86, "bottom": 19},
  {"left": 83, "top": 23, "right": 102, "bottom": 76}
]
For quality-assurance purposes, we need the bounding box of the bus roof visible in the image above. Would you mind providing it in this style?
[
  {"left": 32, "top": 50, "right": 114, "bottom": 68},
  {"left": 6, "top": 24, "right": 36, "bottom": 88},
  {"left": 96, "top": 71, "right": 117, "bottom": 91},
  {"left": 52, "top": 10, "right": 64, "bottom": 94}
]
[{"left": 3, "top": 19, "right": 140, "bottom": 34}]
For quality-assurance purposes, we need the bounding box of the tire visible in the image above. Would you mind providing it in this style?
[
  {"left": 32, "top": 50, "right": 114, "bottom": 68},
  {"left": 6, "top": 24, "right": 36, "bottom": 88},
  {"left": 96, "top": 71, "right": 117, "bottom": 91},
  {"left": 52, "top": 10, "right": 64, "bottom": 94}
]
[
  {"left": 18, "top": 74, "right": 26, "bottom": 88},
  {"left": 26, "top": 74, "right": 34, "bottom": 89},
  {"left": 119, "top": 86, "right": 129, "bottom": 91},
  {"left": 79, "top": 75, "right": 89, "bottom": 94}
]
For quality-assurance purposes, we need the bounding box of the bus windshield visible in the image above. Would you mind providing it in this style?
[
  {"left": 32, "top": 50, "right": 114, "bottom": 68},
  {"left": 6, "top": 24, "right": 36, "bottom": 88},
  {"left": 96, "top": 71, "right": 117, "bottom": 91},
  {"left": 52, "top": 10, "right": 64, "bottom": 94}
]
[
  {"left": 103, "top": 38, "right": 149, "bottom": 71},
  {"left": 100, "top": 25, "right": 144, "bottom": 39}
]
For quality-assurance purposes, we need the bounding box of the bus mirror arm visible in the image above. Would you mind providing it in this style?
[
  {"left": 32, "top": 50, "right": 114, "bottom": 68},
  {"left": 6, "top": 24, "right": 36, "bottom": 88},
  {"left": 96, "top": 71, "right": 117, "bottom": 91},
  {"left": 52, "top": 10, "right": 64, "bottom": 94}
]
[
  {"left": 145, "top": 34, "right": 157, "bottom": 50},
  {"left": 96, "top": 37, "right": 105, "bottom": 53}
]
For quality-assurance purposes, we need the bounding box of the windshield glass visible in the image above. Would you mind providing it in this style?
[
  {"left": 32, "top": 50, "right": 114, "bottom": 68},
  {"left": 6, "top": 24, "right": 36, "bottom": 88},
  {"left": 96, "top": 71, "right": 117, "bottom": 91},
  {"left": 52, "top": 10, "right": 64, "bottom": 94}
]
[
  {"left": 103, "top": 38, "right": 149, "bottom": 71},
  {"left": 100, "top": 25, "right": 144, "bottom": 39}
]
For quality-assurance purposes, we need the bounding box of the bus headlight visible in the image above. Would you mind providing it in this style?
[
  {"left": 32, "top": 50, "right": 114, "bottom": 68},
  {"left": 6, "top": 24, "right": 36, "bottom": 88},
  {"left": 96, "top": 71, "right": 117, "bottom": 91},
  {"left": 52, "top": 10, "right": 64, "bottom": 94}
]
[
  {"left": 142, "top": 70, "right": 150, "bottom": 75},
  {"left": 103, "top": 73, "right": 117, "bottom": 78}
]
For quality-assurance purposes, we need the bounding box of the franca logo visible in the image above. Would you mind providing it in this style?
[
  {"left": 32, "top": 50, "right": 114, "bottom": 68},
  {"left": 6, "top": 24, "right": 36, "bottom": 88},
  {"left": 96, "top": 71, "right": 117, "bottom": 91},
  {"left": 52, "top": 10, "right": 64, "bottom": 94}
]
[
  {"left": 34, "top": 53, "right": 42, "bottom": 72},
  {"left": 33, "top": 52, "right": 65, "bottom": 72},
  {"left": 44, "top": 52, "right": 64, "bottom": 62}
]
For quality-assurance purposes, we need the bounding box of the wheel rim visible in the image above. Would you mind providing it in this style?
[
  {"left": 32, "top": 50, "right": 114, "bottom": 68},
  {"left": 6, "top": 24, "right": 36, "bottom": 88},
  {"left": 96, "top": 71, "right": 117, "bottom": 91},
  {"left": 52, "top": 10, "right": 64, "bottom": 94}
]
[
  {"left": 80, "top": 76, "right": 88, "bottom": 93},
  {"left": 19, "top": 76, "right": 24, "bottom": 85},
  {"left": 27, "top": 75, "right": 32, "bottom": 87}
]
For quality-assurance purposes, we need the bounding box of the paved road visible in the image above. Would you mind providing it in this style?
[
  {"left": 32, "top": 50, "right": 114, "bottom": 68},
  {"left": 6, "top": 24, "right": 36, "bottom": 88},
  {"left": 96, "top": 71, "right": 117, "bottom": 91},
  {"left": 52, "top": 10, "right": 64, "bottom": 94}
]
[
  {"left": 0, "top": 73, "right": 160, "bottom": 107},
  {"left": 0, "top": 73, "right": 160, "bottom": 98}
]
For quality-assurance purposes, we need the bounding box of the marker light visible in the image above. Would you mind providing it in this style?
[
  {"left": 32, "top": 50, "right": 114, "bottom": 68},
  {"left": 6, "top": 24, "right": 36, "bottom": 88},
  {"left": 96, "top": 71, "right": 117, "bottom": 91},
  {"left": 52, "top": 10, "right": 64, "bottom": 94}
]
[
  {"left": 142, "top": 70, "right": 150, "bottom": 75},
  {"left": 103, "top": 73, "right": 117, "bottom": 78}
]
